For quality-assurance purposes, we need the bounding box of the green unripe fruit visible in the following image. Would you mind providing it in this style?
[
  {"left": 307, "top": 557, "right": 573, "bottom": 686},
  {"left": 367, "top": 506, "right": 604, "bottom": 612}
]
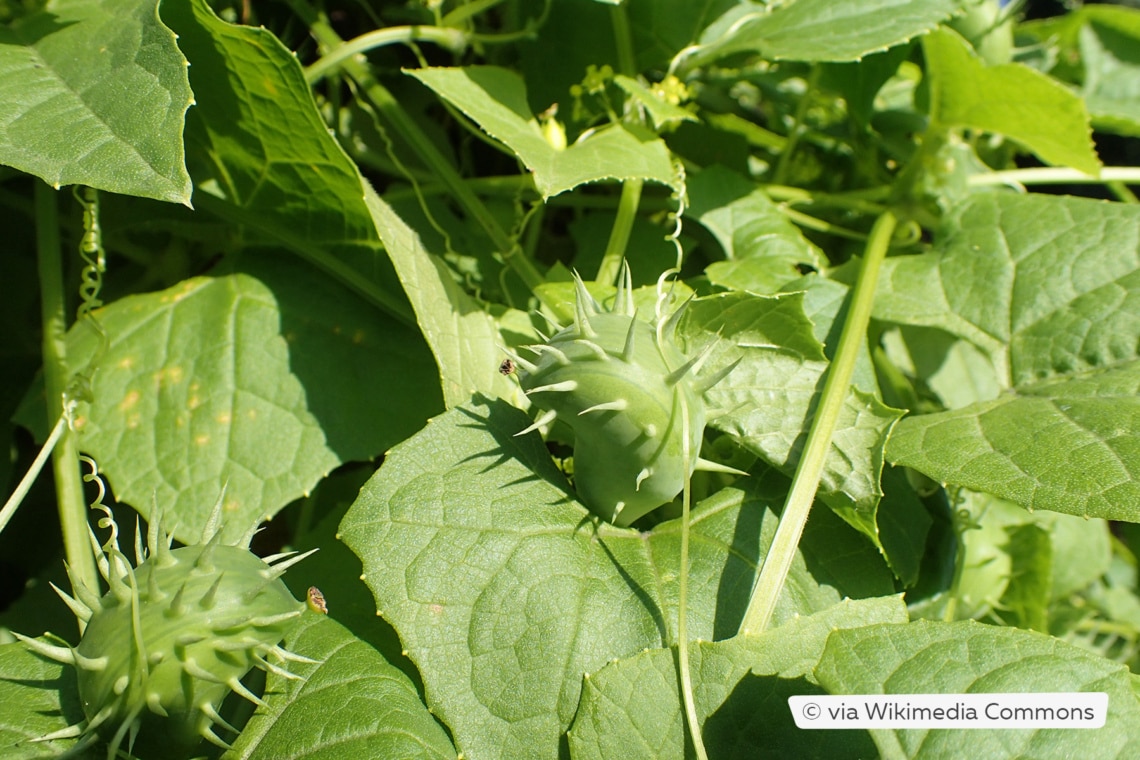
[
  {"left": 76, "top": 543, "right": 303, "bottom": 748},
  {"left": 509, "top": 266, "right": 739, "bottom": 527},
  {"left": 16, "top": 490, "right": 315, "bottom": 760}
]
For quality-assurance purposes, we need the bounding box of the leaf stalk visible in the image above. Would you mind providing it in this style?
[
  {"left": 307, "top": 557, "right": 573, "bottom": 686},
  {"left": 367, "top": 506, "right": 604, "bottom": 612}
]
[{"left": 738, "top": 209, "right": 897, "bottom": 636}]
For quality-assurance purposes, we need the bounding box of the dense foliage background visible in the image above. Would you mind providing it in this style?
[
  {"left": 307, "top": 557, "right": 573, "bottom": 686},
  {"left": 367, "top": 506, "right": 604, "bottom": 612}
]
[{"left": 2, "top": 0, "right": 1140, "bottom": 757}]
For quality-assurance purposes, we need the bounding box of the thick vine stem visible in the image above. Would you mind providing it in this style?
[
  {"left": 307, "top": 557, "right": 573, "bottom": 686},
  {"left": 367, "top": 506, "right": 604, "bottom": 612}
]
[
  {"left": 36, "top": 181, "right": 99, "bottom": 627},
  {"left": 596, "top": 178, "right": 643, "bottom": 285},
  {"left": 738, "top": 210, "right": 898, "bottom": 637}
]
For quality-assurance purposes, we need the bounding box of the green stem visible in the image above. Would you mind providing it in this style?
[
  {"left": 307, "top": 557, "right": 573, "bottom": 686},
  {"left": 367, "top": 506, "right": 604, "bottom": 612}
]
[
  {"left": 440, "top": 0, "right": 508, "bottom": 28},
  {"left": 738, "top": 210, "right": 897, "bottom": 636},
  {"left": 968, "top": 166, "right": 1140, "bottom": 186},
  {"left": 771, "top": 65, "right": 820, "bottom": 186},
  {"left": 676, "top": 392, "right": 708, "bottom": 760},
  {"left": 0, "top": 415, "right": 67, "bottom": 539},
  {"left": 597, "top": 179, "right": 642, "bottom": 284},
  {"left": 594, "top": 3, "right": 643, "bottom": 286},
  {"left": 36, "top": 182, "right": 98, "bottom": 633},
  {"left": 781, "top": 207, "right": 868, "bottom": 242},
  {"left": 1108, "top": 181, "right": 1139, "bottom": 204},
  {"left": 304, "top": 25, "right": 468, "bottom": 85},
  {"left": 610, "top": 3, "right": 637, "bottom": 80},
  {"left": 764, "top": 183, "right": 890, "bottom": 215},
  {"left": 289, "top": 0, "right": 545, "bottom": 292}
]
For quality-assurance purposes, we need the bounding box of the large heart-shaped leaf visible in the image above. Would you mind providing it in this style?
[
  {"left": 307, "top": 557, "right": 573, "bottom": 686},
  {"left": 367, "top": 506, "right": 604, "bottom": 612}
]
[
  {"left": 339, "top": 397, "right": 893, "bottom": 760},
  {"left": 65, "top": 252, "right": 440, "bottom": 542}
]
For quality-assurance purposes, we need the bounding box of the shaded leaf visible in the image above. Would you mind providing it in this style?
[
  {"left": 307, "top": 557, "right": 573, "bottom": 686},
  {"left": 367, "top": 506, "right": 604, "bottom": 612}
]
[
  {"left": 164, "top": 0, "right": 412, "bottom": 325},
  {"left": 689, "top": 165, "right": 823, "bottom": 293},
  {"left": 227, "top": 614, "right": 455, "bottom": 760},
  {"left": 998, "top": 522, "right": 1052, "bottom": 632},
  {"left": 365, "top": 188, "right": 516, "bottom": 408}
]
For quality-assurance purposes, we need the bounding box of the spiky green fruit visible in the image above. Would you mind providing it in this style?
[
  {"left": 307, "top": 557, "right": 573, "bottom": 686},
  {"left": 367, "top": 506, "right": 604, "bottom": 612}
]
[
  {"left": 16, "top": 493, "right": 314, "bottom": 760},
  {"left": 509, "top": 266, "right": 738, "bottom": 527}
]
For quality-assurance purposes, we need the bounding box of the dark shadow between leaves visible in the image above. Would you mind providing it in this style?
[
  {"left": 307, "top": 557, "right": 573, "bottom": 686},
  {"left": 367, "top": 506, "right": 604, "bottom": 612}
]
[{"left": 703, "top": 674, "right": 877, "bottom": 759}]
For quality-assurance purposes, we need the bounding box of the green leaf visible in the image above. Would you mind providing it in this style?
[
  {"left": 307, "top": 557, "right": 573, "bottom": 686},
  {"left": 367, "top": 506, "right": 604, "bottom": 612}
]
[
  {"left": 887, "top": 361, "right": 1140, "bottom": 521},
  {"left": 0, "top": 0, "right": 192, "bottom": 204},
  {"left": 364, "top": 189, "right": 517, "bottom": 408},
  {"left": 0, "top": 640, "right": 92, "bottom": 759},
  {"left": 162, "top": 0, "right": 412, "bottom": 325},
  {"left": 227, "top": 614, "right": 455, "bottom": 760},
  {"left": 406, "top": 66, "right": 681, "bottom": 198},
  {"left": 339, "top": 398, "right": 892, "bottom": 760},
  {"left": 880, "top": 325, "right": 1001, "bottom": 411},
  {"left": 925, "top": 487, "right": 1114, "bottom": 624},
  {"left": 922, "top": 27, "right": 1101, "bottom": 175},
  {"left": 998, "top": 522, "right": 1052, "bottom": 632},
  {"left": 64, "top": 252, "right": 440, "bottom": 542},
  {"left": 685, "top": 0, "right": 965, "bottom": 67},
  {"left": 815, "top": 619, "right": 1140, "bottom": 758},
  {"left": 678, "top": 292, "right": 904, "bottom": 556},
  {"left": 788, "top": 272, "right": 881, "bottom": 394},
  {"left": 1020, "top": 6, "right": 1140, "bottom": 138},
  {"left": 874, "top": 192, "right": 1140, "bottom": 388},
  {"left": 689, "top": 165, "right": 823, "bottom": 294},
  {"left": 875, "top": 464, "right": 933, "bottom": 587},
  {"left": 876, "top": 193, "right": 1140, "bottom": 519},
  {"left": 1078, "top": 10, "right": 1140, "bottom": 138},
  {"left": 568, "top": 597, "right": 906, "bottom": 760}
]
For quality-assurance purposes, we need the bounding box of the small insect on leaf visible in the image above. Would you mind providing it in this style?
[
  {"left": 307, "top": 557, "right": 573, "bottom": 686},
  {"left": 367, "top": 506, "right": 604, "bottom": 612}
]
[{"left": 499, "top": 358, "right": 516, "bottom": 375}]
